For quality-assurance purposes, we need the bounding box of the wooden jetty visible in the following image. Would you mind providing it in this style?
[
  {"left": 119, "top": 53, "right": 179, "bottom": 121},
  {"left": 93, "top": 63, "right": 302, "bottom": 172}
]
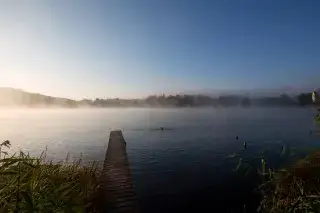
[{"left": 99, "top": 130, "right": 139, "bottom": 213}]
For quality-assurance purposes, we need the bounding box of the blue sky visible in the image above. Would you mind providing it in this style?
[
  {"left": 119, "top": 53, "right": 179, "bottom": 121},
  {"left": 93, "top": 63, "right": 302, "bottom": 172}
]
[{"left": 0, "top": 0, "right": 319, "bottom": 99}]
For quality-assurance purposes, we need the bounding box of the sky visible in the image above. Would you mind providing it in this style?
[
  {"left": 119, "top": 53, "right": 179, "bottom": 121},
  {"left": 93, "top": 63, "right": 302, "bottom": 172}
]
[{"left": 0, "top": 0, "right": 320, "bottom": 99}]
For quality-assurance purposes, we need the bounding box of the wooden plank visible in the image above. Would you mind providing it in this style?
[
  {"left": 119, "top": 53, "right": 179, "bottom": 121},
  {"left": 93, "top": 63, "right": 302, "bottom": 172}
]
[{"left": 99, "top": 131, "right": 139, "bottom": 213}]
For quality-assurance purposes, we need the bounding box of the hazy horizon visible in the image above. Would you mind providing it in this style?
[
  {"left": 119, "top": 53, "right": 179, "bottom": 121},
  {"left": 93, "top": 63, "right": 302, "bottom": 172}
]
[
  {"left": 0, "top": 86, "right": 317, "bottom": 103},
  {"left": 1, "top": 1, "right": 320, "bottom": 99}
]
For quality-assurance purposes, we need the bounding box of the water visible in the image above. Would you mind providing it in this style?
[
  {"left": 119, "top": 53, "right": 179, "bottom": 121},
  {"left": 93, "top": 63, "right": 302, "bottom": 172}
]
[{"left": 0, "top": 108, "right": 318, "bottom": 212}]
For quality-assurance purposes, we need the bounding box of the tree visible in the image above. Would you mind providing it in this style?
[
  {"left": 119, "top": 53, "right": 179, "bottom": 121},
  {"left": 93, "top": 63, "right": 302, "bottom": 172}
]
[
  {"left": 241, "top": 97, "right": 251, "bottom": 107},
  {"left": 298, "top": 93, "right": 312, "bottom": 106}
]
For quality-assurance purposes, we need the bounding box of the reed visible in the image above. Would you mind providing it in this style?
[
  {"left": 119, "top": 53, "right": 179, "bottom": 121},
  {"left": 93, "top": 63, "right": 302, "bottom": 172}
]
[
  {"left": 259, "top": 151, "right": 320, "bottom": 212},
  {"left": 227, "top": 142, "right": 320, "bottom": 212},
  {"left": 0, "top": 140, "right": 101, "bottom": 212}
]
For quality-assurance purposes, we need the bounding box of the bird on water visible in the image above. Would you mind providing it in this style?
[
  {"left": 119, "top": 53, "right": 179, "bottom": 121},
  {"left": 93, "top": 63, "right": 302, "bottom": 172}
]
[{"left": 244, "top": 142, "right": 247, "bottom": 149}]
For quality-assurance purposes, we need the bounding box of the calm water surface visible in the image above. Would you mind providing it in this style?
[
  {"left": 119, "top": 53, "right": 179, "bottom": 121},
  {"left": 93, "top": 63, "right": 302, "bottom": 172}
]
[{"left": 0, "top": 108, "right": 319, "bottom": 212}]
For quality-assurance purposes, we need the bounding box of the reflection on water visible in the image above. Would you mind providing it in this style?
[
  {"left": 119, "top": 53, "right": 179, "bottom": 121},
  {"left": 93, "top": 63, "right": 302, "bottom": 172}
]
[{"left": 0, "top": 108, "right": 318, "bottom": 212}]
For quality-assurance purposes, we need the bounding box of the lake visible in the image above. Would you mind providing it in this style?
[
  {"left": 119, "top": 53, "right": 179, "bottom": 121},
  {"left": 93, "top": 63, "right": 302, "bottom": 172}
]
[{"left": 0, "top": 108, "right": 319, "bottom": 212}]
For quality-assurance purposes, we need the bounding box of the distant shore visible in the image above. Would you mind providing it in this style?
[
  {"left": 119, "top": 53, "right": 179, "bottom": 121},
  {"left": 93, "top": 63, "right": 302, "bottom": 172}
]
[{"left": 0, "top": 87, "right": 318, "bottom": 108}]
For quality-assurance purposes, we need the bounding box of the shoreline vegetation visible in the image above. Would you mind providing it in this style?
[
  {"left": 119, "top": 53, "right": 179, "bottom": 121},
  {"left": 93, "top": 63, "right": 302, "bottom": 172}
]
[
  {"left": 0, "top": 87, "right": 319, "bottom": 108},
  {"left": 1, "top": 142, "right": 320, "bottom": 212},
  {"left": 230, "top": 144, "right": 320, "bottom": 212},
  {"left": 0, "top": 140, "right": 100, "bottom": 212},
  {"left": 259, "top": 151, "right": 320, "bottom": 212},
  {"left": 3, "top": 141, "right": 320, "bottom": 213}
]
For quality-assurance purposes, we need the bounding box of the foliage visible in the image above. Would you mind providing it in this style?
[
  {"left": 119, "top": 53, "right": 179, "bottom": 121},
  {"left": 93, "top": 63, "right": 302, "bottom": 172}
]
[
  {"left": 258, "top": 104, "right": 320, "bottom": 212},
  {"left": 0, "top": 141, "right": 101, "bottom": 213},
  {"left": 229, "top": 144, "right": 320, "bottom": 212},
  {"left": 2, "top": 87, "right": 316, "bottom": 107},
  {"left": 298, "top": 93, "right": 313, "bottom": 106},
  {"left": 241, "top": 97, "right": 251, "bottom": 107},
  {"left": 259, "top": 151, "right": 320, "bottom": 213}
]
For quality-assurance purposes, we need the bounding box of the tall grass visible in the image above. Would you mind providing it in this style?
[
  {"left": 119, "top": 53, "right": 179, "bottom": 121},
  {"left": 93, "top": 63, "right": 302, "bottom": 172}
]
[
  {"left": 228, "top": 142, "right": 320, "bottom": 212},
  {"left": 0, "top": 140, "right": 101, "bottom": 212},
  {"left": 259, "top": 151, "right": 320, "bottom": 212}
]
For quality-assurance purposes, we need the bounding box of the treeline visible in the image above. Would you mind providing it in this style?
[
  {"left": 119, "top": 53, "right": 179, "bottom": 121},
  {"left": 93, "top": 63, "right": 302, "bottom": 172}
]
[
  {"left": 85, "top": 93, "right": 316, "bottom": 107},
  {"left": 0, "top": 88, "right": 77, "bottom": 107},
  {"left": 140, "top": 94, "right": 302, "bottom": 107},
  {"left": 297, "top": 92, "right": 314, "bottom": 106},
  {"left": 0, "top": 88, "right": 318, "bottom": 108}
]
